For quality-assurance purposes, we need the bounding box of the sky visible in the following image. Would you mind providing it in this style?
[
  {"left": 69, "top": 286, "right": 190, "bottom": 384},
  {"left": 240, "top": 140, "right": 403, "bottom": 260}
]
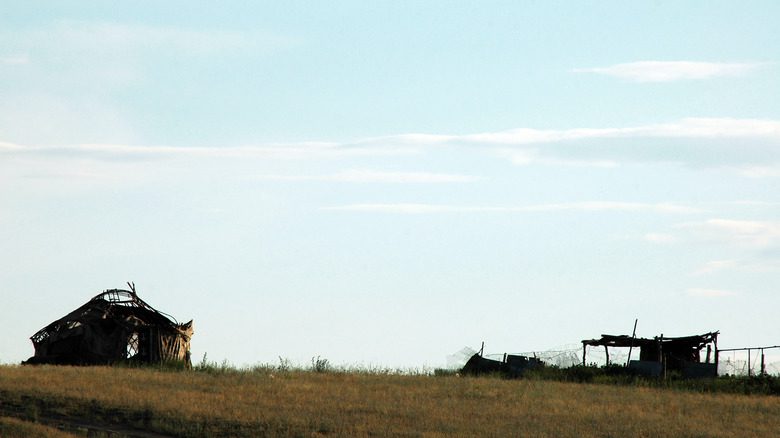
[{"left": 1, "top": 1, "right": 779, "bottom": 369}]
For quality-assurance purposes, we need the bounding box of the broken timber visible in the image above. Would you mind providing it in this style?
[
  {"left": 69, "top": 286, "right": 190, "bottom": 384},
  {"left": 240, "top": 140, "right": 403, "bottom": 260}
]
[
  {"left": 581, "top": 331, "right": 718, "bottom": 378},
  {"left": 24, "top": 284, "right": 193, "bottom": 367}
]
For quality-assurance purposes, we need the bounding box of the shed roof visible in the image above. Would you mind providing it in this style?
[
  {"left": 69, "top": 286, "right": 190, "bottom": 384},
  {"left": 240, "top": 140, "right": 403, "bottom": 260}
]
[{"left": 582, "top": 331, "right": 718, "bottom": 349}]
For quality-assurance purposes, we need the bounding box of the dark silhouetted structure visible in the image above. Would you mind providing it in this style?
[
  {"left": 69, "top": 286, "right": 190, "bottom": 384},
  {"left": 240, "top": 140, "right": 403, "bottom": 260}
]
[
  {"left": 462, "top": 353, "right": 543, "bottom": 377},
  {"left": 581, "top": 331, "right": 718, "bottom": 377},
  {"left": 25, "top": 284, "right": 193, "bottom": 366}
]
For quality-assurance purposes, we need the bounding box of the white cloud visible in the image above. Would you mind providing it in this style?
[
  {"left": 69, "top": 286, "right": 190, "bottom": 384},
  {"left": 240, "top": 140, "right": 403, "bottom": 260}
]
[
  {"left": 686, "top": 288, "right": 737, "bottom": 297},
  {"left": 727, "top": 201, "right": 780, "bottom": 207},
  {"left": 0, "top": 142, "right": 23, "bottom": 152},
  {"left": 461, "top": 118, "right": 780, "bottom": 145},
  {"left": 381, "top": 117, "right": 780, "bottom": 173},
  {"left": 324, "top": 204, "right": 460, "bottom": 214},
  {"left": 644, "top": 233, "right": 678, "bottom": 244},
  {"left": 519, "top": 202, "right": 700, "bottom": 214},
  {"left": 358, "top": 118, "right": 780, "bottom": 150},
  {"left": 691, "top": 260, "right": 738, "bottom": 276},
  {"left": 676, "top": 219, "right": 780, "bottom": 249},
  {"left": 3, "top": 117, "right": 780, "bottom": 175},
  {"left": 0, "top": 141, "right": 418, "bottom": 161},
  {"left": 497, "top": 148, "right": 619, "bottom": 168},
  {"left": 324, "top": 202, "right": 700, "bottom": 215},
  {"left": 691, "top": 259, "right": 780, "bottom": 276},
  {"left": 2, "top": 21, "right": 296, "bottom": 57},
  {"left": 255, "top": 169, "right": 479, "bottom": 183},
  {"left": 734, "top": 166, "right": 780, "bottom": 178},
  {"left": 1, "top": 54, "right": 29, "bottom": 65},
  {"left": 573, "top": 61, "right": 764, "bottom": 82},
  {"left": 0, "top": 95, "right": 138, "bottom": 146}
]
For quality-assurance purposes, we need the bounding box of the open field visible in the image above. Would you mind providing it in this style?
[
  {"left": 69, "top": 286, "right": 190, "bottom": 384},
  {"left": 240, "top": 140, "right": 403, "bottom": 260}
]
[
  {"left": 0, "top": 416, "right": 80, "bottom": 438},
  {"left": 1, "top": 365, "right": 779, "bottom": 437}
]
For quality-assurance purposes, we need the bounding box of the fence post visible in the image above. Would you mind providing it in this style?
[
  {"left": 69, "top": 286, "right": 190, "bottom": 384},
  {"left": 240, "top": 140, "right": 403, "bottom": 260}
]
[
  {"left": 714, "top": 335, "right": 719, "bottom": 374},
  {"left": 626, "top": 318, "right": 638, "bottom": 367},
  {"left": 582, "top": 344, "right": 586, "bottom": 366}
]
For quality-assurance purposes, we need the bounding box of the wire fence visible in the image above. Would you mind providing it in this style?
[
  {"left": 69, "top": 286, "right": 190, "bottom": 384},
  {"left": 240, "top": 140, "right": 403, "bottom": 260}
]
[
  {"left": 447, "top": 344, "right": 780, "bottom": 376},
  {"left": 717, "top": 347, "right": 780, "bottom": 376},
  {"left": 447, "top": 344, "right": 585, "bottom": 370}
]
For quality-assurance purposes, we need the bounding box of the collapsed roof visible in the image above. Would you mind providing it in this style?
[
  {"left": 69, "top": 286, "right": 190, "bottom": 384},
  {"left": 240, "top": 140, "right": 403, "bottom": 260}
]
[
  {"left": 582, "top": 331, "right": 719, "bottom": 372},
  {"left": 25, "top": 284, "right": 193, "bottom": 366}
]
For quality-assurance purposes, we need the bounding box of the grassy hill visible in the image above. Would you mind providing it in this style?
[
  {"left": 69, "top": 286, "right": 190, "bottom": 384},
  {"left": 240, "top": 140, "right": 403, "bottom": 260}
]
[{"left": 1, "top": 364, "right": 779, "bottom": 437}]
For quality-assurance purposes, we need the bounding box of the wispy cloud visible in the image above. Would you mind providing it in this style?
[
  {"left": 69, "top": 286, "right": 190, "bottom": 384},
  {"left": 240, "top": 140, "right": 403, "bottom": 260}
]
[
  {"left": 691, "top": 260, "right": 739, "bottom": 276},
  {"left": 573, "top": 61, "right": 764, "bottom": 82},
  {"left": 3, "top": 117, "right": 780, "bottom": 174},
  {"left": 676, "top": 219, "right": 780, "bottom": 249},
  {"left": 255, "top": 169, "right": 479, "bottom": 183},
  {"left": 324, "top": 204, "right": 460, "bottom": 214},
  {"left": 457, "top": 118, "right": 780, "bottom": 145},
  {"left": 725, "top": 201, "right": 780, "bottom": 208},
  {"left": 686, "top": 288, "right": 737, "bottom": 297},
  {"left": 496, "top": 149, "right": 619, "bottom": 168},
  {"left": 374, "top": 117, "right": 780, "bottom": 172},
  {"left": 734, "top": 166, "right": 780, "bottom": 178},
  {"left": 644, "top": 233, "right": 678, "bottom": 244},
  {"left": 0, "top": 141, "right": 418, "bottom": 161},
  {"left": 0, "top": 142, "right": 24, "bottom": 152},
  {"left": 333, "top": 118, "right": 780, "bottom": 150},
  {"left": 691, "top": 259, "right": 780, "bottom": 276},
  {"left": 324, "top": 202, "right": 700, "bottom": 214},
  {"left": 2, "top": 21, "right": 297, "bottom": 57},
  {"left": 1, "top": 54, "right": 29, "bottom": 65}
]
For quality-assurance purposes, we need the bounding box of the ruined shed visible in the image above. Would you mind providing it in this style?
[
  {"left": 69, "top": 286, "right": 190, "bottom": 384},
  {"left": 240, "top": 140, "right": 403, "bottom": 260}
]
[
  {"left": 462, "top": 353, "right": 543, "bottom": 377},
  {"left": 25, "top": 285, "right": 193, "bottom": 366},
  {"left": 581, "top": 331, "right": 718, "bottom": 377}
]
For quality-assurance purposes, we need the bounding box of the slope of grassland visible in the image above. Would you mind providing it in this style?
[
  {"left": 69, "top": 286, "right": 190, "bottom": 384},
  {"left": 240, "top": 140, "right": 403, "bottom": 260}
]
[
  {"left": 0, "top": 416, "right": 80, "bottom": 437},
  {"left": 1, "top": 365, "right": 779, "bottom": 437}
]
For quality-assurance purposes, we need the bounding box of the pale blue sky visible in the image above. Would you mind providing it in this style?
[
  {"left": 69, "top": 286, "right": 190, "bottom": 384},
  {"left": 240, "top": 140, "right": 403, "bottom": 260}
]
[{"left": 1, "top": 1, "right": 779, "bottom": 368}]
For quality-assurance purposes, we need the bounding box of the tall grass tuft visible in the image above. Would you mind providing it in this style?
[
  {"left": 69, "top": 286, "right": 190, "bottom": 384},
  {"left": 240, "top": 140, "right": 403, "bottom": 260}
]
[{"left": 310, "top": 356, "right": 330, "bottom": 373}]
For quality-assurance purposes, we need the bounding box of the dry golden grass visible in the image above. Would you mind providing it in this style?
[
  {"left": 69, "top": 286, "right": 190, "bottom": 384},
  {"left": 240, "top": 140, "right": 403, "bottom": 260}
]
[
  {"left": 0, "top": 416, "right": 80, "bottom": 437},
  {"left": 1, "top": 365, "right": 779, "bottom": 437}
]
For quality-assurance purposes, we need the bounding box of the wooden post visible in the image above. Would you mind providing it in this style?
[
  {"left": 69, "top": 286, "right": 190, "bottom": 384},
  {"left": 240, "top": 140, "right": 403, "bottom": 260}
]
[
  {"left": 714, "top": 334, "right": 719, "bottom": 372},
  {"left": 582, "top": 343, "right": 587, "bottom": 366},
  {"left": 659, "top": 334, "right": 665, "bottom": 379},
  {"left": 479, "top": 341, "right": 485, "bottom": 357},
  {"left": 748, "top": 348, "right": 751, "bottom": 377},
  {"left": 761, "top": 349, "right": 766, "bottom": 376},
  {"left": 604, "top": 345, "right": 610, "bottom": 366},
  {"left": 705, "top": 345, "right": 711, "bottom": 363},
  {"left": 626, "top": 318, "right": 638, "bottom": 366}
]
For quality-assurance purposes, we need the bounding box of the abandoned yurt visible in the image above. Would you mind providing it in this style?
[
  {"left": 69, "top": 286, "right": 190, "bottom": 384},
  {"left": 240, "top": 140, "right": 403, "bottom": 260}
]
[{"left": 24, "top": 284, "right": 193, "bottom": 366}]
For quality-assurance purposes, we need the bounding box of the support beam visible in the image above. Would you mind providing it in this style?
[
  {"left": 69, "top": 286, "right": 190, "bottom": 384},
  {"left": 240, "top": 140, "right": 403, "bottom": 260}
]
[
  {"left": 761, "top": 349, "right": 766, "bottom": 376},
  {"left": 626, "top": 318, "right": 638, "bottom": 366},
  {"left": 714, "top": 334, "right": 719, "bottom": 371}
]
